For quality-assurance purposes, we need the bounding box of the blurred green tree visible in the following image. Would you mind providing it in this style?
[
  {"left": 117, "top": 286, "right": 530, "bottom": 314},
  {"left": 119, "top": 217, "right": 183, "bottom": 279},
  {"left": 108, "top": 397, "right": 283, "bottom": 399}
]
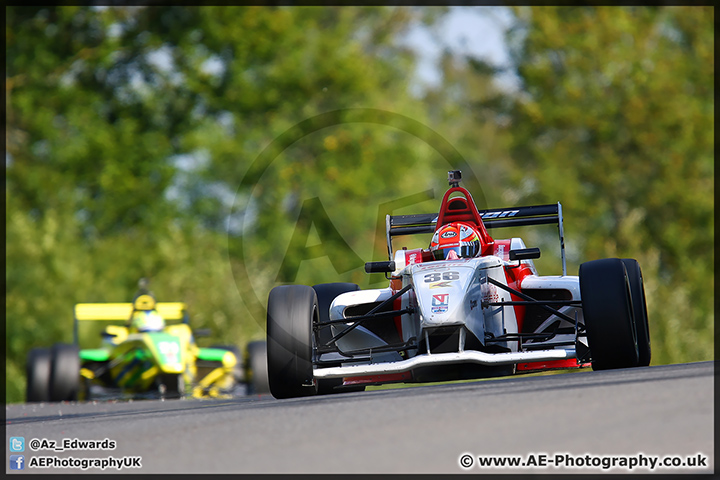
[
  {"left": 5, "top": 6, "right": 450, "bottom": 403},
  {"left": 500, "top": 6, "right": 713, "bottom": 364}
]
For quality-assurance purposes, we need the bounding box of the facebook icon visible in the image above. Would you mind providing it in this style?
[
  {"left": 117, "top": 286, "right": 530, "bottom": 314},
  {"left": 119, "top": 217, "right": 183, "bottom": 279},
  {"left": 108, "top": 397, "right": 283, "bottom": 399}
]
[{"left": 9, "top": 455, "right": 24, "bottom": 470}]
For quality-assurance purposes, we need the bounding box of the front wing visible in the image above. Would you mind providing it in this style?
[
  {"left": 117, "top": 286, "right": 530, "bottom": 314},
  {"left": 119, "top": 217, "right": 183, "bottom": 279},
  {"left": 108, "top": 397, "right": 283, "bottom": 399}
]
[{"left": 313, "top": 346, "right": 578, "bottom": 379}]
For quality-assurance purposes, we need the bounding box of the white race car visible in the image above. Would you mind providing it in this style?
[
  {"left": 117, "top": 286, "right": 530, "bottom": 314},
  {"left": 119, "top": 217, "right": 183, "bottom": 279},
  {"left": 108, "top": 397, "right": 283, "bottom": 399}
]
[{"left": 266, "top": 171, "right": 651, "bottom": 399}]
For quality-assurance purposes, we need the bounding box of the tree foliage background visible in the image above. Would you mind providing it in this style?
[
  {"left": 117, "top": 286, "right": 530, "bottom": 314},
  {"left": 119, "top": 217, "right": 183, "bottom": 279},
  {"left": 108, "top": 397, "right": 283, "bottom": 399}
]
[{"left": 5, "top": 6, "right": 713, "bottom": 403}]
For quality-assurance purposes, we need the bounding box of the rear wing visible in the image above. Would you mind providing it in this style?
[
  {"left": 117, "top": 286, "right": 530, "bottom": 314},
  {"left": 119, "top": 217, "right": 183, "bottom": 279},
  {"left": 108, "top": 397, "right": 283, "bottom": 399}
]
[
  {"left": 386, "top": 203, "right": 567, "bottom": 275},
  {"left": 73, "top": 302, "right": 189, "bottom": 345}
]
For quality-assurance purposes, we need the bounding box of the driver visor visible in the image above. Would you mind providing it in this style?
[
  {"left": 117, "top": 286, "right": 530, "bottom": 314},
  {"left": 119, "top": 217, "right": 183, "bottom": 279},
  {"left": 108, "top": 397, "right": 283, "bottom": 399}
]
[{"left": 432, "top": 244, "right": 477, "bottom": 260}]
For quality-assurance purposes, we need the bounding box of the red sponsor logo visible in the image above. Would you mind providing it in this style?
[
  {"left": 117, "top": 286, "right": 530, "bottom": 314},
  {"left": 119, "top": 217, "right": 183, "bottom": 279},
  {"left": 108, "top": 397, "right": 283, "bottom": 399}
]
[{"left": 432, "top": 294, "right": 449, "bottom": 306}]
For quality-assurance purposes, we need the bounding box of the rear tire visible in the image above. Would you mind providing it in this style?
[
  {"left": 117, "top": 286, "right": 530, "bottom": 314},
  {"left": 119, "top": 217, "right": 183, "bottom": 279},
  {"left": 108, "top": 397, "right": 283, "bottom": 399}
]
[
  {"left": 49, "top": 343, "right": 80, "bottom": 402},
  {"left": 245, "top": 340, "right": 270, "bottom": 395},
  {"left": 579, "top": 258, "right": 639, "bottom": 370},
  {"left": 267, "top": 285, "right": 319, "bottom": 399},
  {"left": 622, "top": 258, "right": 651, "bottom": 366},
  {"left": 26, "top": 347, "right": 51, "bottom": 402}
]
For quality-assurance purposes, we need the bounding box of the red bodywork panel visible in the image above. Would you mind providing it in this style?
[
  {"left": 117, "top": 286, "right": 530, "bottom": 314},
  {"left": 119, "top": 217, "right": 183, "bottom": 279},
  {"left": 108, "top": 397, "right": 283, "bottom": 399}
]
[
  {"left": 497, "top": 239, "right": 535, "bottom": 334},
  {"left": 518, "top": 359, "right": 590, "bottom": 372},
  {"left": 343, "top": 372, "right": 412, "bottom": 386}
]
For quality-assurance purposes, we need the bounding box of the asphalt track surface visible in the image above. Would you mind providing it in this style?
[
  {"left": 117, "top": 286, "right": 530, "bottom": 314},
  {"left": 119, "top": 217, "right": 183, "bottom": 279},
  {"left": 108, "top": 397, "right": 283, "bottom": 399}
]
[{"left": 5, "top": 361, "right": 714, "bottom": 475}]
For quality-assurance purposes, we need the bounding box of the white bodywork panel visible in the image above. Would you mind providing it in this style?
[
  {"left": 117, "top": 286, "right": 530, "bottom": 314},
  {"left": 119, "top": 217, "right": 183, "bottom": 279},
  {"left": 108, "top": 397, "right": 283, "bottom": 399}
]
[
  {"left": 519, "top": 274, "right": 586, "bottom": 350},
  {"left": 520, "top": 274, "right": 580, "bottom": 295},
  {"left": 329, "top": 289, "right": 400, "bottom": 359},
  {"left": 330, "top": 256, "right": 520, "bottom": 357},
  {"left": 407, "top": 256, "right": 518, "bottom": 353}
]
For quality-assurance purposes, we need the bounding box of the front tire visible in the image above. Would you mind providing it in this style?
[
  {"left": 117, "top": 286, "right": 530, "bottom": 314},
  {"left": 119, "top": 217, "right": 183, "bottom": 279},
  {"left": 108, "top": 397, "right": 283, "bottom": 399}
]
[
  {"left": 245, "top": 340, "right": 270, "bottom": 395},
  {"left": 579, "top": 258, "right": 639, "bottom": 370},
  {"left": 267, "top": 285, "right": 319, "bottom": 399},
  {"left": 622, "top": 258, "right": 651, "bottom": 367},
  {"left": 49, "top": 343, "right": 80, "bottom": 402},
  {"left": 26, "top": 347, "right": 52, "bottom": 402}
]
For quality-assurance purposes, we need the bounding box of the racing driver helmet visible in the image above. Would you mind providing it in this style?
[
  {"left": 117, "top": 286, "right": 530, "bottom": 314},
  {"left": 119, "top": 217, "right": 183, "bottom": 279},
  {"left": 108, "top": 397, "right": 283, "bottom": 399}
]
[
  {"left": 130, "top": 310, "right": 165, "bottom": 333},
  {"left": 430, "top": 222, "right": 481, "bottom": 260}
]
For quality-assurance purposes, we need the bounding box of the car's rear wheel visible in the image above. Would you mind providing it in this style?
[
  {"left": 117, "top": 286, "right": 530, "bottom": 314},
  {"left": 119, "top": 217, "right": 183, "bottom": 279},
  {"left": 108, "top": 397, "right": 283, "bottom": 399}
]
[
  {"left": 579, "top": 258, "right": 639, "bottom": 370},
  {"left": 622, "top": 258, "right": 651, "bottom": 367},
  {"left": 245, "top": 340, "right": 270, "bottom": 395},
  {"left": 26, "top": 347, "right": 51, "bottom": 402},
  {"left": 267, "top": 285, "right": 319, "bottom": 399},
  {"left": 49, "top": 343, "right": 80, "bottom": 402},
  {"left": 312, "top": 283, "right": 365, "bottom": 395}
]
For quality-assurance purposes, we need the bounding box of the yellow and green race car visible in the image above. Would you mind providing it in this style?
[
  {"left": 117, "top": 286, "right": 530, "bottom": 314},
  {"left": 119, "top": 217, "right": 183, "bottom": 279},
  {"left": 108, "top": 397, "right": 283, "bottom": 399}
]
[{"left": 26, "top": 296, "right": 243, "bottom": 402}]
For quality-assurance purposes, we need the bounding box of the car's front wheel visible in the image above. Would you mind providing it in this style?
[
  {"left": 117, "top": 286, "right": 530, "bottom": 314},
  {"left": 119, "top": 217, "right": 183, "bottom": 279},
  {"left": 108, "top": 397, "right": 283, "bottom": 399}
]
[
  {"left": 49, "top": 343, "right": 80, "bottom": 402},
  {"left": 579, "top": 258, "right": 639, "bottom": 370},
  {"left": 245, "top": 340, "right": 270, "bottom": 395},
  {"left": 26, "top": 347, "right": 52, "bottom": 402},
  {"left": 622, "top": 258, "right": 651, "bottom": 366},
  {"left": 267, "top": 285, "right": 319, "bottom": 399}
]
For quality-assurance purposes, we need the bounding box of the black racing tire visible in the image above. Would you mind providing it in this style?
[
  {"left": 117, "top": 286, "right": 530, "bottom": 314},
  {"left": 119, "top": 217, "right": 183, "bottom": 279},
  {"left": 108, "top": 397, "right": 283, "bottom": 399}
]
[
  {"left": 245, "top": 340, "right": 270, "bottom": 395},
  {"left": 579, "top": 258, "right": 639, "bottom": 370},
  {"left": 622, "top": 258, "right": 651, "bottom": 367},
  {"left": 312, "top": 283, "right": 365, "bottom": 395},
  {"left": 267, "top": 285, "right": 319, "bottom": 399},
  {"left": 26, "top": 347, "right": 52, "bottom": 403},
  {"left": 49, "top": 343, "right": 80, "bottom": 402}
]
